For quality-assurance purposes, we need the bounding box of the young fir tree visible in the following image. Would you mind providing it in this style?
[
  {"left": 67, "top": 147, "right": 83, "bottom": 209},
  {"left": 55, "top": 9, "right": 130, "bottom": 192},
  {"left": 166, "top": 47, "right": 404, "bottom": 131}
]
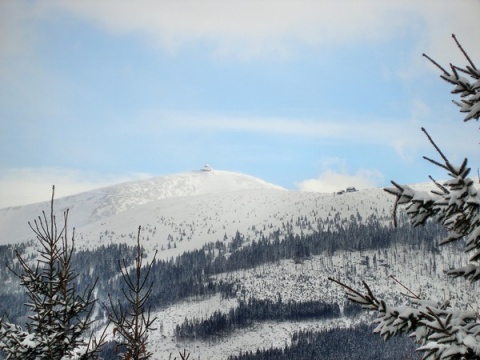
[
  {"left": 0, "top": 186, "right": 106, "bottom": 359},
  {"left": 331, "top": 34, "right": 480, "bottom": 359},
  {"left": 105, "top": 226, "right": 157, "bottom": 360}
]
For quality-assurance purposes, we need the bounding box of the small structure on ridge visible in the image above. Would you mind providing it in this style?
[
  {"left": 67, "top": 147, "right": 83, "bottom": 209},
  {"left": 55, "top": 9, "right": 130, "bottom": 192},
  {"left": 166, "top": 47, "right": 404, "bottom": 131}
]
[{"left": 201, "top": 164, "right": 213, "bottom": 172}]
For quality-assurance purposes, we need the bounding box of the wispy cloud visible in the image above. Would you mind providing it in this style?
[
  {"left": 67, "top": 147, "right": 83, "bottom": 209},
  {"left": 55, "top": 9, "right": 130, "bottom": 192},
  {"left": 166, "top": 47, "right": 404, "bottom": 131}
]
[
  {"left": 143, "top": 109, "right": 478, "bottom": 160},
  {"left": 144, "top": 110, "right": 405, "bottom": 141}
]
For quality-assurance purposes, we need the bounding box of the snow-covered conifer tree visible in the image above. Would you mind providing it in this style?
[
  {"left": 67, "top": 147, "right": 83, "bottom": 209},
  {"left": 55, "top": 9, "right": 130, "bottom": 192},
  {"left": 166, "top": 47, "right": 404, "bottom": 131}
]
[
  {"left": 0, "top": 186, "right": 106, "bottom": 359},
  {"left": 104, "top": 226, "right": 157, "bottom": 360},
  {"left": 331, "top": 35, "right": 480, "bottom": 359}
]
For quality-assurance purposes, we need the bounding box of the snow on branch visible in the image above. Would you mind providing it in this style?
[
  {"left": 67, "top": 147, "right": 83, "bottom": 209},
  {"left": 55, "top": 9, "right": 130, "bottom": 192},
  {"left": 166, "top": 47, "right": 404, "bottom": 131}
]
[
  {"left": 384, "top": 124, "right": 480, "bottom": 280},
  {"left": 329, "top": 276, "right": 480, "bottom": 359},
  {"left": 331, "top": 35, "right": 480, "bottom": 360},
  {"left": 424, "top": 34, "right": 480, "bottom": 122}
]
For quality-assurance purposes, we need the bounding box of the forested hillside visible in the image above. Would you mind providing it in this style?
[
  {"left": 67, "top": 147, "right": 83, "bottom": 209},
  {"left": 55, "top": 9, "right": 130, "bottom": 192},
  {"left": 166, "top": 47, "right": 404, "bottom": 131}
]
[{"left": 0, "top": 199, "right": 463, "bottom": 359}]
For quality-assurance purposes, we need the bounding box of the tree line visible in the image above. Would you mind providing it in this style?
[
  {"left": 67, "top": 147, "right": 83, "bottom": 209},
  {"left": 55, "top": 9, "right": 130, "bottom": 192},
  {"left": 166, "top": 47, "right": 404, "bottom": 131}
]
[
  {"left": 1, "top": 212, "right": 446, "bottom": 327},
  {"left": 227, "top": 324, "right": 419, "bottom": 360},
  {"left": 175, "top": 297, "right": 343, "bottom": 340}
]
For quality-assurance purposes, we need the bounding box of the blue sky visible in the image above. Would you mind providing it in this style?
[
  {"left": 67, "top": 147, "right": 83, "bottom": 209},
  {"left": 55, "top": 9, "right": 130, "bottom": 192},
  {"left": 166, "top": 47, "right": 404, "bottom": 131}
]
[{"left": 1, "top": 1, "right": 480, "bottom": 207}]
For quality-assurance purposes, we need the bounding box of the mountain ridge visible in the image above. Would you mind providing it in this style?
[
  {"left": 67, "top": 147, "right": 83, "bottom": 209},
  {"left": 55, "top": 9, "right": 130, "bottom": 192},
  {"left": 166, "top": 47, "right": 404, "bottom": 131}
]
[
  {"left": 0, "top": 168, "right": 438, "bottom": 251},
  {"left": 0, "top": 169, "right": 285, "bottom": 245}
]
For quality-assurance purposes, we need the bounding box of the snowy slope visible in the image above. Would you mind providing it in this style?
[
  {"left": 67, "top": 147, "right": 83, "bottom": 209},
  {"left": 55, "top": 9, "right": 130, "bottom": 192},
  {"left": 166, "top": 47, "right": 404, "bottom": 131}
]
[
  {"left": 0, "top": 170, "right": 285, "bottom": 245},
  {"left": 1, "top": 170, "right": 461, "bottom": 359},
  {"left": 150, "top": 242, "right": 478, "bottom": 359},
  {"left": 1, "top": 169, "right": 443, "bottom": 250},
  {"left": 74, "top": 186, "right": 396, "bottom": 261},
  {"left": 0, "top": 168, "right": 399, "bottom": 257}
]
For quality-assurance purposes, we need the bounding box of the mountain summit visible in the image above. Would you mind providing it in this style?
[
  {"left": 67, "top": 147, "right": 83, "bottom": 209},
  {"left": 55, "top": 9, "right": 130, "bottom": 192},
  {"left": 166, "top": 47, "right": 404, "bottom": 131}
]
[{"left": 0, "top": 169, "right": 285, "bottom": 245}]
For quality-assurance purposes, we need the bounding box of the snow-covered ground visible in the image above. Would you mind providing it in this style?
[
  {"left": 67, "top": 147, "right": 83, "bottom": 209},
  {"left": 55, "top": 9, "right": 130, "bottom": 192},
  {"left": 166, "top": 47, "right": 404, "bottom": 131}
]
[
  {"left": 144, "top": 241, "right": 477, "bottom": 360},
  {"left": 0, "top": 170, "right": 473, "bottom": 359},
  {"left": 0, "top": 170, "right": 284, "bottom": 246},
  {"left": 0, "top": 170, "right": 399, "bottom": 261}
]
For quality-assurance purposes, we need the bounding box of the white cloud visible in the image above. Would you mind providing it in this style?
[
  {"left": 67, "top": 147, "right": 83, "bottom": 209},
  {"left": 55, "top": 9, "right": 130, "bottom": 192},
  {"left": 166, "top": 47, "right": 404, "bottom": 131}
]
[
  {"left": 41, "top": 0, "right": 480, "bottom": 60},
  {"left": 296, "top": 157, "right": 384, "bottom": 193},
  {"left": 409, "top": 2, "right": 480, "bottom": 70},
  {"left": 145, "top": 110, "right": 404, "bottom": 142},
  {"left": 0, "top": 2, "right": 43, "bottom": 59},
  {"left": 297, "top": 168, "right": 384, "bottom": 193},
  {"left": 0, "top": 168, "right": 151, "bottom": 208},
  {"left": 143, "top": 109, "right": 478, "bottom": 165}
]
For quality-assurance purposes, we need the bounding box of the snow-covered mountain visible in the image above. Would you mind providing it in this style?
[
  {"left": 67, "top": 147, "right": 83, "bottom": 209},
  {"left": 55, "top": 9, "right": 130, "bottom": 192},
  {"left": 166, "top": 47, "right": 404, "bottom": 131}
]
[
  {"left": 0, "top": 169, "right": 461, "bottom": 359},
  {"left": 0, "top": 169, "right": 395, "bottom": 254},
  {"left": 0, "top": 169, "right": 285, "bottom": 246}
]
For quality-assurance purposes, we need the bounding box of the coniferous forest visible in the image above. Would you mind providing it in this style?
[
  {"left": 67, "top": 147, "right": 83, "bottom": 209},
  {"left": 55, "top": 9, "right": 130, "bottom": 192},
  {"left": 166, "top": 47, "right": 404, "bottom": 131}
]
[
  {"left": 0, "top": 214, "right": 445, "bottom": 323},
  {"left": 0, "top": 213, "right": 446, "bottom": 359},
  {"left": 228, "top": 324, "right": 419, "bottom": 360}
]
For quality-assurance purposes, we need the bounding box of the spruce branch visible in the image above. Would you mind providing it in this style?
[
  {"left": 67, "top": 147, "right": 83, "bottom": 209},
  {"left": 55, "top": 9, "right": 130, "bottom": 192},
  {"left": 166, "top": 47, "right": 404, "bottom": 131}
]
[
  {"left": 421, "top": 127, "right": 453, "bottom": 172},
  {"left": 389, "top": 275, "right": 420, "bottom": 300},
  {"left": 452, "top": 34, "right": 477, "bottom": 71},
  {"left": 422, "top": 53, "right": 449, "bottom": 75}
]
